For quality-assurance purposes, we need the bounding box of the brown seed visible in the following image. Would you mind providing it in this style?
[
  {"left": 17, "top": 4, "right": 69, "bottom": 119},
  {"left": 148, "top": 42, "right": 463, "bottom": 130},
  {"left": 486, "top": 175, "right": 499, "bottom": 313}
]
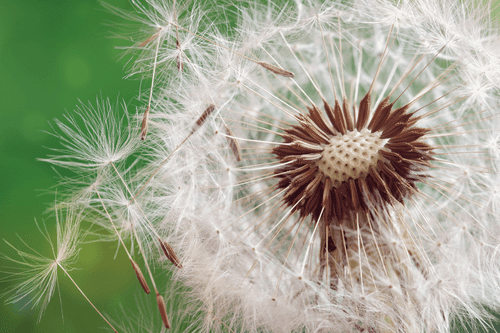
[
  {"left": 130, "top": 259, "right": 150, "bottom": 294},
  {"left": 333, "top": 99, "right": 347, "bottom": 135},
  {"left": 356, "top": 92, "right": 371, "bottom": 130},
  {"left": 257, "top": 61, "right": 295, "bottom": 78},
  {"left": 176, "top": 39, "right": 183, "bottom": 72},
  {"left": 342, "top": 98, "right": 354, "bottom": 131},
  {"left": 156, "top": 293, "right": 171, "bottom": 329},
  {"left": 138, "top": 32, "right": 159, "bottom": 47},
  {"left": 140, "top": 106, "right": 150, "bottom": 140},
  {"left": 349, "top": 178, "right": 360, "bottom": 210},
  {"left": 224, "top": 126, "right": 241, "bottom": 161},
  {"left": 368, "top": 96, "right": 393, "bottom": 132},
  {"left": 307, "top": 105, "right": 335, "bottom": 136},
  {"left": 159, "top": 238, "right": 183, "bottom": 268},
  {"left": 191, "top": 104, "right": 215, "bottom": 134}
]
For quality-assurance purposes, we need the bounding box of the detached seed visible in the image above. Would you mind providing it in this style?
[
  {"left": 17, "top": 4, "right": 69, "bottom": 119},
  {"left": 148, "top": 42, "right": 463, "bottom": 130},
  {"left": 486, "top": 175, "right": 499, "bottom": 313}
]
[
  {"left": 191, "top": 104, "right": 215, "bottom": 134},
  {"left": 156, "top": 293, "right": 171, "bottom": 329},
  {"left": 224, "top": 126, "right": 241, "bottom": 161},
  {"left": 140, "top": 106, "right": 150, "bottom": 140},
  {"left": 258, "top": 61, "right": 294, "bottom": 78},
  {"left": 130, "top": 259, "right": 150, "bottom": 294},
  {"left": 159, "top": 238, "right": 183, "bottom": 268}
]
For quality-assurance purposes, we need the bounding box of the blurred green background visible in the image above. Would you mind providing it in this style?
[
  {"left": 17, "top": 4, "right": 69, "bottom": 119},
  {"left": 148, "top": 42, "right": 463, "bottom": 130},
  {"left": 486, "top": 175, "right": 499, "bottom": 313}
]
[{"left": 1, "top": 1, "right": 500, "bottom": 332}]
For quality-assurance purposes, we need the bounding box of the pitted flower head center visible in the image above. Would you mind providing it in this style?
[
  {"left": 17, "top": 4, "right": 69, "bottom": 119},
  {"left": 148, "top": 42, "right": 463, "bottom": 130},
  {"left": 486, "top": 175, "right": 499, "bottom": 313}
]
[
  {"left": 318, "top": 129, "right": 385, "bottom": 187},
  {"left": 272, "top": 98, "right": 433, "bottom": 223}
]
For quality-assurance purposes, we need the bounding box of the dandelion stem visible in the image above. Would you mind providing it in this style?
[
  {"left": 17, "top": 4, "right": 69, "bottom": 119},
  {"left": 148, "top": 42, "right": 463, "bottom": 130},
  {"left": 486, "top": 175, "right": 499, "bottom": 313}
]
[
  {"left": 93, "top": 185, "right": 131, "bottom": 259},
  {"left": 211, "top": 312, "right": 235, "bottom": 333},
  {"left": 57, "top": 263, "right": 118, "bottom": 333},
  {"left": 130, "top": 226, "right": 171, "bottom": 329},
  {"left": 273, "top": 216, "right": 306, "bottom": 298},
  {"left": 300, "top": 207, "right": 323, "bottom": 277},
  {"left": 93, "top": 184, "right": 151, "bottom": 293},
  {"left": 130, "top": 134, "right": 189, "bottom": 204},
  {"left": 173, "top": 0, "right": 183, "bottom": 72},
  {"left": 140, "top": 32, "right": 162, "bottom": 140},
  {"left": 317, "top": 18, "right": 337, "bottom": 101}
]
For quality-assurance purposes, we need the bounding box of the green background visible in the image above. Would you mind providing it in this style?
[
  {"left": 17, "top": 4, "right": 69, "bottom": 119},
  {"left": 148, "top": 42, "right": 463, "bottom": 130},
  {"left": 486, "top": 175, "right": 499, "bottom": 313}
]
[{"left": 1, "top": 1, "right": 500, "bottom": 332}]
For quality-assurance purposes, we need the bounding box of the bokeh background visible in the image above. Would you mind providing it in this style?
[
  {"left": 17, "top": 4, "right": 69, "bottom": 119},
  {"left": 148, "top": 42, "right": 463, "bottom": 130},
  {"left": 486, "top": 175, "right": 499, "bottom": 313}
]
[{"left": 1, "top": 1, "right": 500, "bottom": 332}]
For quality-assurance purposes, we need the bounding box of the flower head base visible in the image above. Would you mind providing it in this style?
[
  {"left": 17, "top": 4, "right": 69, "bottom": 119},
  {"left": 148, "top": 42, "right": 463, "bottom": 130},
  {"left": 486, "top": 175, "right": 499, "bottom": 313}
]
[
  {"left": 273, "top": 96, "right": 432, "bottom": 223},
  {"left": 270, "top": 76, "right": 438, "bottom": 302}
]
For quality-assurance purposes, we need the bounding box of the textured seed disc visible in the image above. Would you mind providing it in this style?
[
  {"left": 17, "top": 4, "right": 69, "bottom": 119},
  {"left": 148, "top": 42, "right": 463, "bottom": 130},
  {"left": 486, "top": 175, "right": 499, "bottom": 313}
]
[{"left": 317, "top": 129, "right": 385, "bottom": 187}]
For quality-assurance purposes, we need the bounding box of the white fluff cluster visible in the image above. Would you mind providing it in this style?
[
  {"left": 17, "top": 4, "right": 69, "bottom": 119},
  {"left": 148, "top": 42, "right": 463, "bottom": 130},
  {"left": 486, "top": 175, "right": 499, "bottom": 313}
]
[{"left": 15, "top": 0, "right": 500, "bottom": 332}]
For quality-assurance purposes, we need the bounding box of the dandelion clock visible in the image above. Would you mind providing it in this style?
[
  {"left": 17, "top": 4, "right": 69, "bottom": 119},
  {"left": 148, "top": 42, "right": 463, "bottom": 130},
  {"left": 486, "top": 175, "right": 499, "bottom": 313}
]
[{"left": 4, "top": 0, "right": 500, "bottom": 332}]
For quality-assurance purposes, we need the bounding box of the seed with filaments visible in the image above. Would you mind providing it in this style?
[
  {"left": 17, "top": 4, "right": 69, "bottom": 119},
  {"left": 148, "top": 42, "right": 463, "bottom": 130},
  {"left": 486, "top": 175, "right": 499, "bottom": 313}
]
[
  {"left": 140, "top": 106, "right": 150, "bottom": 140},
  {"left": 176, "top": 39, "right": 183, "bottom": 71},
  {"left": 159, "top": 238, "right": 183, "bottom": 268},
  {"left": 257, "top": 61, "right": 295, "bottom": 78},
  {"left": 224, "top": 126, "right": 241, "bottom": 161},
  {"left": 190, "top": 104, "right": 215, "bottom": 134},
  {"left": 130, "top": 259, "right": 150, "bottom": 294},
  {"left": 156, "top": 293, "right": 171, "bottom": 329},
  {"left": 138, "top": 32, "right": 159, "bottom": 47}
]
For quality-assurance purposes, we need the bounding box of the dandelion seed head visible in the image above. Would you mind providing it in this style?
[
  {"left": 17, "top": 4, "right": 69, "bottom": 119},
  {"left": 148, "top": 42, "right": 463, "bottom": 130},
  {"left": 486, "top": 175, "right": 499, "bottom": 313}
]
[
  {"left": 19, "top": 0, "right": 500, "bottom": 332},
  {"left": 140, "top": 1, "right": 500, "bottom": 331}
]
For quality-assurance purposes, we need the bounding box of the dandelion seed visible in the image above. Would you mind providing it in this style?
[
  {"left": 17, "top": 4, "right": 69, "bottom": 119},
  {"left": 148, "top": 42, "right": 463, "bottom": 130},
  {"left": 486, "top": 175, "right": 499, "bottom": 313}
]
[
  {"left": 93, "top": 170, "right": 178, "bottom": 328},
  {"left": 173, "top": 0, "right": 184, "bottom": 72},
  {"left": 140, "top": 105, "right": 151, "bottom": 140},
  {"left": 95, "top": 183, "right": 152, "bottom": 294},
  {"left": 138, "top": 30, "right": 159, "bottom": 47},
  {"left": 1, "top": 209, "right": 118, "bottom": 332},
  {"left": 176, "top": 39, "right": 183, "bottom": 72},
  {"left": 257, "top": 61, "right": 295, "bottom": 78},
  {"left": 40, "top": 98, "right": 138, "bottom": 172},
  {"left": 159, "top": 238, "right": 183, "bottom": 268},
  {"left": 224, "top": 125, "right": 242, "bottom": 161},
  {"left": 131, "top": 259, "right": 151, "bottom": 294},
  {"left": 191, "top": 104, "right": 216, "bottom": 134},
  {"left": 156, "top": 292, "right": 171, "bottom": 329}
]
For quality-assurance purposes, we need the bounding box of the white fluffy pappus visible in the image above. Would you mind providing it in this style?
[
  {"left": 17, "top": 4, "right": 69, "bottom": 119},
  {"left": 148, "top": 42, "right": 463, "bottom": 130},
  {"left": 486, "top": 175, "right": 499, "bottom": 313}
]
[
  {"left": 134, "top": 0, "right": 500, "bottom": 332},
  {"left": 6, "top": 0, "right": 500, "bottom": 332},
  {"left": 1, "top": 209, "right": 103, "bottom": 323}
]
